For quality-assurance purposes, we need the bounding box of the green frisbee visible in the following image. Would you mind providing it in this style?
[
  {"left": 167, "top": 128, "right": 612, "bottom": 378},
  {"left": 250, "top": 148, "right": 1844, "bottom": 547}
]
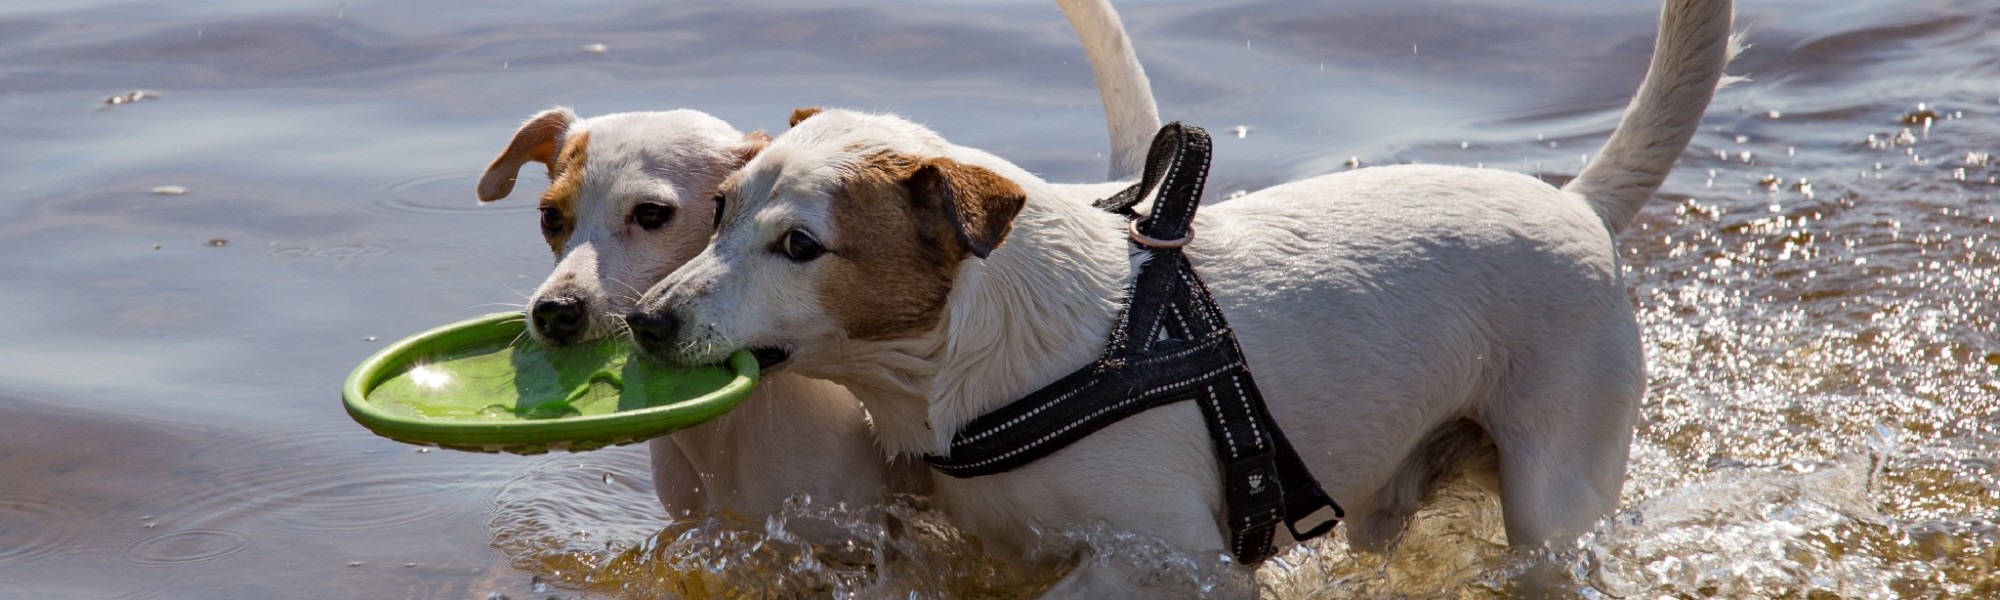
[{"left": 342, "top": 312, "right": 757, "bottom": 454}]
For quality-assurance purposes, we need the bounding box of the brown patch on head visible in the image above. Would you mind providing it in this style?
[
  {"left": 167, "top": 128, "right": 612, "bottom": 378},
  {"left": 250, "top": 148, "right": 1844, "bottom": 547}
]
[
  {"left": 818, "top": 153, "right": 1026, "bottom": 340},
  {"left": 537, "top": 131, "right": 590, "bottom": 255},
  {"left": 788, "top": 107, "right": 822, "bottom": 128},
  {"left": 733, "top": 130, "right": 772, "bottom": 165},
  {"left": 478, "top": 108, "right": 575, "bottom": 202}
]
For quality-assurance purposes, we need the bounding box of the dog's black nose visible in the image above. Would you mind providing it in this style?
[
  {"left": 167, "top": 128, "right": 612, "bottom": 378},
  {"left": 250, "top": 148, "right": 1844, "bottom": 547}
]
[
  {"left": 530, "top": 296, "right": 587, "bottom": 345},
  {"left": 624, "top": 310, "right": 681, "bottom": 355}
]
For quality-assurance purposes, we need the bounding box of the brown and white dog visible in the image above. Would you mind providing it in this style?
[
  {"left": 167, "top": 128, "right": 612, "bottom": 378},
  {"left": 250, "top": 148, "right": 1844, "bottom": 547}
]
[
  {"left": 476, "top": 0, "right": 1162, "bottom": 522},
  {"left": 627, "top": 0, "right": 1735, "bottom": 594}
]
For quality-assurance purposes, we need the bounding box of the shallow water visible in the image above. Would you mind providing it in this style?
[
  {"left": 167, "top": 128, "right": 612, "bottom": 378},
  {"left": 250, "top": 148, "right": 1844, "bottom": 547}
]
[{"left": 1, "top": 0, "right": 1993, "bottom": 597}]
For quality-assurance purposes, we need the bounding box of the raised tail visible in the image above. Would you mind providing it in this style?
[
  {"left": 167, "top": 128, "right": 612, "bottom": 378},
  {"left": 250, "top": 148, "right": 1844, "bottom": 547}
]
[
  {"left": 1055, "top": 0, "right": 1162, "bottom": 181},
  {"left": 1564, "top": 0, "right": 1735, "bottom": 235}
]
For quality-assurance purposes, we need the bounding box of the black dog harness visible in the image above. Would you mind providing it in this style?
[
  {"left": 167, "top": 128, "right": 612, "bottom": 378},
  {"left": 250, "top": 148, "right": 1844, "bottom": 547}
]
[{"left": 924, "top": 123, "right": 1342, "bottom": 564}]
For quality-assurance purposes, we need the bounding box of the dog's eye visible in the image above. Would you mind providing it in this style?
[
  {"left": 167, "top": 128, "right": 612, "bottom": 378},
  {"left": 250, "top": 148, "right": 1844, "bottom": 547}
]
[
  {"left": 711, "top": 193, "right": 726, "bottom": 230},
  {"left": 777, "top": 229, "right": 824, "bottom": 262},
  {"left": 538, "top": 206, "right": 565, "bottom": 236},
  {"left": 633, "top": 202, "right": 674, "bottom": 231}
]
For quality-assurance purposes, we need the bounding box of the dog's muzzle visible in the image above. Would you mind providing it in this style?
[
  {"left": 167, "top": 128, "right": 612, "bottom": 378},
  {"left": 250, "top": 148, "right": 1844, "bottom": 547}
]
[
  {"left": 530, "top": 295, "right": 589, "bottom": 345},
  {"left": 623, "top": 310, "right": 681, "bottom": 360}
]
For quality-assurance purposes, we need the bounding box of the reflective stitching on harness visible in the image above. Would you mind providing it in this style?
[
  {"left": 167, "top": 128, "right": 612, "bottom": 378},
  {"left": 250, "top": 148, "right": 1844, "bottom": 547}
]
[
  {"left": 935, "top": 361, "right": 1245, "bottom": 473},
  {"left": 1233, "top": 374, "right": 1265, "bottom": 452},
  {"left": 952, "top": 379, "right": 1101, "bottom": 446},
  {"left": 1207, "top": 385, "right": 1236, "bottom": 452}
]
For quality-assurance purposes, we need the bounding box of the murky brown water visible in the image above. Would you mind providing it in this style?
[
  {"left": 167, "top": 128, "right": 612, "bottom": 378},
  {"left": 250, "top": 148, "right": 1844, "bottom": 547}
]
[{"left": 1, "top": 0, "right": 1994, "bottom": 597}]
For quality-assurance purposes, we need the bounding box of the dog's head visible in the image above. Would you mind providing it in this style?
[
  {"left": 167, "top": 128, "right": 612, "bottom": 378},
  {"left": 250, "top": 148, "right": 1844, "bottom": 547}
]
[
  {"left": 478, "top": 108, "right": 768, "bottom": 346},
  {"left": 624, "top": 108, "right": 1026, "bottom": 374}
]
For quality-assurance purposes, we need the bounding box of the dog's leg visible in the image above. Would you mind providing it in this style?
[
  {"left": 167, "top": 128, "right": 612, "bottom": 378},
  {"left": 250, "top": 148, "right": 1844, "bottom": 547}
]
[
  {"left": 1480, "top": 321, "right": 1645, "bottom": 547},
  {"left": 1346, "top": 419, "right": 1498, "bottom": 553},
  {"left": 647, "top": 437, "right": 705, "bottom": 518}
]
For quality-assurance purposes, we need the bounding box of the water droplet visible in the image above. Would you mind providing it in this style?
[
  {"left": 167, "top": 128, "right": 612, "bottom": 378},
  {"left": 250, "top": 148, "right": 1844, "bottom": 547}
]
[
  {"left": 102, "top": 90, "right": 159, "bottom": 107},
  {"left": 1767, "top": 110, "right": 1782, "bottom": 119},
  {"left": 363, "top": 336, "right": 378, "bottom": 342},
  {"left": 150, "top": 185, "right": 187, "bottom": 196},
  {"left": 582, "top": 43, "right": 608, "bottom": 54},
  {"left": 601, "top": 472, "right": 615, "bottom": 485},
  {"left": 1230, "top": 126, "right": 1249, "bottom": 138},
  {"left": 206, "top": 238, "right": 228, "bottom": 247},
  {"left": 1734, "top": 135, "right": 1749, "bottom": 144}
]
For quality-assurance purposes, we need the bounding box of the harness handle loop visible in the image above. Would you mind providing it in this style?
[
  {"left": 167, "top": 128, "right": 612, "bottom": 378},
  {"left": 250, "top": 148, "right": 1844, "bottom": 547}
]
[{"left": 1092, "top": 122, "right": 1212, "bottom": 238}]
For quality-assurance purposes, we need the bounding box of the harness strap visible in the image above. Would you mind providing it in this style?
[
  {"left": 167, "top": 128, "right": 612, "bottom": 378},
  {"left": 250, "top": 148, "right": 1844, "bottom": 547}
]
[{"left": 928, "top": 123, "right": 1341, "bottom": 564}]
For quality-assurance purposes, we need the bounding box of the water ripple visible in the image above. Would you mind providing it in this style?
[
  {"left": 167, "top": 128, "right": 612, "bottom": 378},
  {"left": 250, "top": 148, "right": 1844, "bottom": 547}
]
[
  {"left": 372, "top": 170, "right": 534, "bottom": 217},
  {"left": 0, "top": 494, "right": 84, "bottom": 568},
  {"left": 267, "top": 243, "right": 396, "bottom": 260},
  {"left": 119, "top": 528, "right": 253, "bottom": 567}
]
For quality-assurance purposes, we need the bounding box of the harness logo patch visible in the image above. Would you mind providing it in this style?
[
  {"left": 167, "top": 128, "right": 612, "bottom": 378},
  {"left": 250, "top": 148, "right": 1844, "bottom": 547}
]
[{"left": 1247, "top": 470, "right": 1266, "bottom": 493}]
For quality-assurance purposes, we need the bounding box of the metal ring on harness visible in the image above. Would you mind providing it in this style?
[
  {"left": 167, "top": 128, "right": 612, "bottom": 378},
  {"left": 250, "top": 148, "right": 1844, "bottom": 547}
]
[{"left": 1129, "top": 217, "right": 1193, "bottom": 249}]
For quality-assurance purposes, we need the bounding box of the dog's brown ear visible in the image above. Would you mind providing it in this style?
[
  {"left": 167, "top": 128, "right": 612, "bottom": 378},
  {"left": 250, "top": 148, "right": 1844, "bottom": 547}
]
[
  {"left": 904, "top": 158, "right": 1026, "bottom": 260},
  {"left": 732, "top": 130, "right": 772, "bottom": 165},
  {"left": 477, "top": 108, "right": 575, "bottom": 202},
  {"left": 788, "top": 107, "right": 822, "bottom": 127}
]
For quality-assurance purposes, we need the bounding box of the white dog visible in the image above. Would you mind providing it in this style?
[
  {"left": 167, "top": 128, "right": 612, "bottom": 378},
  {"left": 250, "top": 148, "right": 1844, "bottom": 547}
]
[
  {"left": 628, "top": 0, "right": 1734, "bottom": 594},
  {"left": 476, "top": 0, "right": 1164, "bottom": 521}
]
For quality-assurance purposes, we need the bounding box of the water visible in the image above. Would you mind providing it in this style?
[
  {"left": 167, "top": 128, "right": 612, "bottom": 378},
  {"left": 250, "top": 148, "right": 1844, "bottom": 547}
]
[{"left": 1, "top": 0, "right": 1994, "bottom": 597}]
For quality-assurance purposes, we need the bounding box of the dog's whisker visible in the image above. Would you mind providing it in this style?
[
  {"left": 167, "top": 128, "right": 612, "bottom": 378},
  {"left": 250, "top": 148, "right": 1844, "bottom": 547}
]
[
  {"left": 497, "top": 281, "right": 535, "bottom": 302},
  {"left": 611, "top": 278, "right": 647, "bottom": 300}
]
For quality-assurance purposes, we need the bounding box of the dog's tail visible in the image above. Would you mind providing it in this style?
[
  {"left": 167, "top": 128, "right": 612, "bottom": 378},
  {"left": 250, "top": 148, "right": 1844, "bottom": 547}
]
[
  {"left": 1564, "top": 0, "right": 1737, "bottom": 235},
  {"left": 1056, "top": 0, "right": 1162, "bottom": 181}
]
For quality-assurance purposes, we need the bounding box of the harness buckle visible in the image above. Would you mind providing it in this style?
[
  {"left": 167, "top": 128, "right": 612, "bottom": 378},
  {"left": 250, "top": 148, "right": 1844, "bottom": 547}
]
[{"left": 1128, "top": 217, "right": 1193, "bottom": 249}]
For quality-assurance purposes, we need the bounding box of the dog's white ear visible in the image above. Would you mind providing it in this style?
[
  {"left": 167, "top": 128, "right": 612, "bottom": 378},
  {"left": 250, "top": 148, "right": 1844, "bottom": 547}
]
[
  {"left": 788, "top": 107, "right": 822, "bottom": 128},
  {"left": 905, "top": 158, "right": 1026, "bottom": 260},
  {"left": 733, "top": 131, "right": 772, "bottom": 165},
  {"left": 477, "top": 108, "right": 576, "bottom": 202}
]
